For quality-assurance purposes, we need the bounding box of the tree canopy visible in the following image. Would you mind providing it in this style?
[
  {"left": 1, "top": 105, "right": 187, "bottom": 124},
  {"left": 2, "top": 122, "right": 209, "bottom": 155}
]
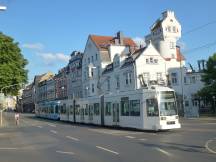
[
  {"left": 197, "top": 53, "right": 216, "bottom": 101},
  {"left": 0, "top": 32, "right": 28, "bottom": 95}
]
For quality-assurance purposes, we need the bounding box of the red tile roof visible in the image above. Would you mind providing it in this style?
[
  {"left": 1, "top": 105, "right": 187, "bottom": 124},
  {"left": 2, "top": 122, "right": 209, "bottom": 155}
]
[
  {"left": 90, "top": 35, "right": 137, "bottom": 50},
  {"left": 176, "top": 46, "right": 185, "bottom": 61}
]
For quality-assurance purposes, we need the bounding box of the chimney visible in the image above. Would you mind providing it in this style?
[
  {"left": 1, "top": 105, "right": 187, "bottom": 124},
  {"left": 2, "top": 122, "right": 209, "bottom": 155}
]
[
  {"left": 162, "top": 10, "right": 174, "bottom": 19},
  {"left": 117, "top": 31, "right": 124, "bottom": 45}
]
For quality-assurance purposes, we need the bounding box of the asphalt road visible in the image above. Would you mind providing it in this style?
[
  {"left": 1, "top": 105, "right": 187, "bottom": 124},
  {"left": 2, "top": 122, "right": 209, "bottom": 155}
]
[{"left": 0, "top": 112, "right": 215, "bottom": 162}]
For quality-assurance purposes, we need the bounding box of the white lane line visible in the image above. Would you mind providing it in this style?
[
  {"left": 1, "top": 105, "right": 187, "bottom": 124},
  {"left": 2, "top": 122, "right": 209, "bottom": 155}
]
[
  {"left": 56, "top": 150, "right": 74, "bottom": 155},
  {"left": 96, "top": 146, "right": 119, "bottom": 155},
  {"left": 139, "top": 138, "right": 147, "bottom": 141},
  {"left": 66, "top": 136, "right": 80, "bottom": 141},
  {"left": 0, "top": 148, "right": 18, "bottom": 150},
  {"left": 47, "top": 123, "right": 56, "bottom": 127},
  {"left": 50, "top": 130, "right": 57, "bottom": 134},
  {"left": 155, "top": 147, "right": 172, "bottom": 157},
  {"left": 36, "top": 126, "right": 42, "bottom": 128},
  {"left": 125, "top": 136, "right": 135, "bottom": 139},
  {"left": 205, "top": 139, "right": 216, "bottom": 154}
]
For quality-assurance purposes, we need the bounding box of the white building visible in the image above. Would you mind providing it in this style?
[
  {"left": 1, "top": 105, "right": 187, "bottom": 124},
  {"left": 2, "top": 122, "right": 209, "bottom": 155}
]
[
  {"left": 145, "top": 10, "right": 205, "bottom": 117},
  {"left": 82, "top": 32, "right": 137, "bottom": 98}
]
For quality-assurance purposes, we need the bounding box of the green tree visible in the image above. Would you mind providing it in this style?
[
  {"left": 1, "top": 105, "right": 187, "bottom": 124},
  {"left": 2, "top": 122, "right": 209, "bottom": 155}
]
[
  {"left": 0, "top": 32, "right": 28, "bottom": 95},
  {"left": 197, "top": 53, "right": 216, "bottom": 113}
]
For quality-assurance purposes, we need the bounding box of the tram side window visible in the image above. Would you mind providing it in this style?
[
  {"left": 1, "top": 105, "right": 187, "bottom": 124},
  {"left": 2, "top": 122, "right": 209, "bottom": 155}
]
[
  {"left": 75, "top": 105, "right": 80, "bottom": 115},
  {"left": 61, "top": 104, "right": 66, "bottom": 114},
  {"left": 94, "top": 103, "right": 100, "bottom": 115},
  {"left": 121, "top": 98, "right": 129, "bottom": 116},
  {"left": 70, "top": 105, "right": 73, "bottom": 114},
  {"left": 85, "top": 104, "right": 89, "bottom": 115},
  {"left": 50, "top": 105, "right": 54, "bottom": 114},
  {"left": 55, "top": 105, "right": 59, "bottom": 114},
  {"left": 130, "top": 100, "right": 140, "bottom": 116},
  {"left": 146, "top": 99, "right": 159, "bottom": 116},
  {"left": 105, "top": 102, "right": 112, "bottom": 116}
]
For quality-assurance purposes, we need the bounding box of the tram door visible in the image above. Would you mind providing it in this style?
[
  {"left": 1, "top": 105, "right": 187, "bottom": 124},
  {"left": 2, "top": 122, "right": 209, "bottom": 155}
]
[
  {"left": 66, "top": 105, "right": 70, "bottom": 121},
  {"left": 113, "top": 103, "right": 120, "bottom": 125},
  {"left": 100, "top": 96, "right": 105, "bottom": 126}
]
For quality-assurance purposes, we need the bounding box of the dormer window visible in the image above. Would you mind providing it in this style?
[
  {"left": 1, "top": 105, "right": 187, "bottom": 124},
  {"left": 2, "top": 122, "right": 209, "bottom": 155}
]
[
  {"left": 150, "top": 57, "right": 153, "bottom": 63},
  {"left": 154, "top": 59, "right": 158, "bottom": 64}
]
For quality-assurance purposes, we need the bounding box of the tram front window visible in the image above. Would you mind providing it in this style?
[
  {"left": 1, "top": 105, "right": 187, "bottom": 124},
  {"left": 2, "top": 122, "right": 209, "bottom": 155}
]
[{"left": 159, "top": 91, "right": 177, "bottom": 116}]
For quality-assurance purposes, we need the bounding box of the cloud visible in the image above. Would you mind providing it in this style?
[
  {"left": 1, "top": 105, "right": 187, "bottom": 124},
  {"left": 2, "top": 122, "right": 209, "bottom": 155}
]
[
  {"left": 133, "top": 37, "right": 146, "bottom": 47},
  {"left": 37, "top": 52, "right": 70, "bottom": 66},
  {"left": 22, "top": 43, "right": 44, "bottom": 50}
]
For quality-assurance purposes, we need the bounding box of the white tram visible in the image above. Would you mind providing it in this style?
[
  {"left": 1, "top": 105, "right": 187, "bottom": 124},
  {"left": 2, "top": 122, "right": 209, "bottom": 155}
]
[{"left": 36, "top": 86, "right": 181, "bottom": 131}]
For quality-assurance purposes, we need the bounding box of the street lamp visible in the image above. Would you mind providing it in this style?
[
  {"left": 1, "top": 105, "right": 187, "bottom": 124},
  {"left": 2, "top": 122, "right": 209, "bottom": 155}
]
[{"left": 0, "top": 5, "right": 7, "bottom": 11}]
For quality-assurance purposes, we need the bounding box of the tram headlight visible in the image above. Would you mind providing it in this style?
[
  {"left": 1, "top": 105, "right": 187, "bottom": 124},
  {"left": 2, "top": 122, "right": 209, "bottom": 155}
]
[{"left": 161, "top": 117, "right": 166, "bottom": 120}]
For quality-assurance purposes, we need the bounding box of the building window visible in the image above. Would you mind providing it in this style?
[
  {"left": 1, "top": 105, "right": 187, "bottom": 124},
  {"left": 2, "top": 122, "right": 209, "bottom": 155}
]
[
  {"left": 171, "top": 73, "right": 178, "bottom": 85},
  {"left": 150, "top": 57, "right": 153, "bottom": 63},
  {"left": 125, "top": 74, "right": 128, "bottom": 85},
  {"left": 185, "top": 101, "right": 189, "bottom": 107},
  {"left": 116, "top": 76, "right": 120, "bottom": 89},
  {"left": 88, "top": 57, "right": 90, "bottom": 63},
  {"left": 91, "top": 56, "right": 94, "bottom": 62},
  {"left": 91, "top": 68, "right": 94, "bottom": 77},
  {"left": 154, "top": 59, "right": 158, "bottom": 64},
  {"left": 92, "top": 84, "right": 94, "bottom": 93},
  {"left": 168, "top": 26, "right": 171, "bottom": 32},
  {"left": 105, "top": 102, "right": 112, "bottom": 116},
  {"left": 146, "top": 99, "right": 159, "bottom": 116},
  {"left": 130, "top": 100, "right": 140, "bottom": 116},
  {"left": 146, "top": 59, "right": 149, "bottom": 64},
  {"left": 170, "top": 42, "right": 175, "bottom": 49},
  {"left": 125, "top": 73, "right": 132, "bottom": 85},
  {"left": 121, "top": 97, "right": 129, "bottom": 116},
  {"left": 173, "top": 26, "right": 176, "bottom": 33},
  {"left": 156, "top": 72, "right": 162, "bottom": 81},
  {"left": 143, "top": 72, "right": 150, "bottom": 83},
  {"left": 184, "top": 77, "right": 187, "bottom": 84},
  {"left": 96, "top": 53, "right": 98, "bottom": 60},
  {"left": 190, "top": 76, "right": 196, "bottom": 84},
  {"left": 107, "top": 79, "right": 110, "bottom": 91}
]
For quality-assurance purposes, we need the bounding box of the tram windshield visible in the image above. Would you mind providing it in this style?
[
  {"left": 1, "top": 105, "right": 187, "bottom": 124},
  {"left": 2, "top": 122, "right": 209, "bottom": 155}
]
[{"left": 159, "top": 91, "right": 177, "bottom": 116}]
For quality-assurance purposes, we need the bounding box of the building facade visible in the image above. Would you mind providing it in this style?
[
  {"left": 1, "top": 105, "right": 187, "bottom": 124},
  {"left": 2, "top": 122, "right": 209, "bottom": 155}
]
[{"left": 67, "top": 51, "right": 83, "bottom": 99}]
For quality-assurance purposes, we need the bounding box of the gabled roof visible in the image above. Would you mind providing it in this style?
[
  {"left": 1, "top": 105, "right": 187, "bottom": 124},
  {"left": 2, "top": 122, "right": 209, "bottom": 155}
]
[
  {"left": 89, "top": 35, "right": 137, "bottom": 51},
  {"left": 151, "top": 19, "right": 162, "bottom": 31}
]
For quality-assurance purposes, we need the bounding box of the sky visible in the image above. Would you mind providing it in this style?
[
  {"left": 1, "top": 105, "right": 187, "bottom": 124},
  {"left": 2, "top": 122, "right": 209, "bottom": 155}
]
[{"left": 0, "top": 0, "right": 216, "bottom": 83}]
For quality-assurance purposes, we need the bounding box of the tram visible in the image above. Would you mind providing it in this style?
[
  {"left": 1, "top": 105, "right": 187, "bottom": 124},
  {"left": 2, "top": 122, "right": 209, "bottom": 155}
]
[{"left": 35, "top": 86, "right": 181, "bottom": 131}]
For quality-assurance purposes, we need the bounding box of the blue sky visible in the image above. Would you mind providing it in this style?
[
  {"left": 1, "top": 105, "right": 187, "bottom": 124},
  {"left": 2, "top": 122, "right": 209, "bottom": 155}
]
[{"left": 0, "top": 0, "right": 216, "bottom": 82}]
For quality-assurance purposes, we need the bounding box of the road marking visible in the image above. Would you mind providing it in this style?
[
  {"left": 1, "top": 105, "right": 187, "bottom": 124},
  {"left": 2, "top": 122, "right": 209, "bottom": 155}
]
[
  {"left": 96, "top": 146, "right": 119, "bottom": 155},
  {"left": 155, "top": 147, "right": 172, "bottom": 156},
  {"left": 56, "top": 150, "right": 74, "bottom": 155},
  {"left": 50, "top": 130, "right": 57, "bottom": 134},
  {"left": 0, "top": 148, "right": 18, "bottom": 150},
  {"left": 139, "top": 138, "right": 147, "bottom": 141},
  {"left": 48, "top": 123, "right": 56, "bottom": 127},
  {"left": 125, "top": 136, "right": 135, "bottom": 139},
  {"left": 66, "top": 136, "right": 80, "bottom": 141},
  {"left": 36, "top": 126, "right": 42, "bottom": 128},
  {"left": 205, "top": 139, "right": 216, "bottom": 154}
]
